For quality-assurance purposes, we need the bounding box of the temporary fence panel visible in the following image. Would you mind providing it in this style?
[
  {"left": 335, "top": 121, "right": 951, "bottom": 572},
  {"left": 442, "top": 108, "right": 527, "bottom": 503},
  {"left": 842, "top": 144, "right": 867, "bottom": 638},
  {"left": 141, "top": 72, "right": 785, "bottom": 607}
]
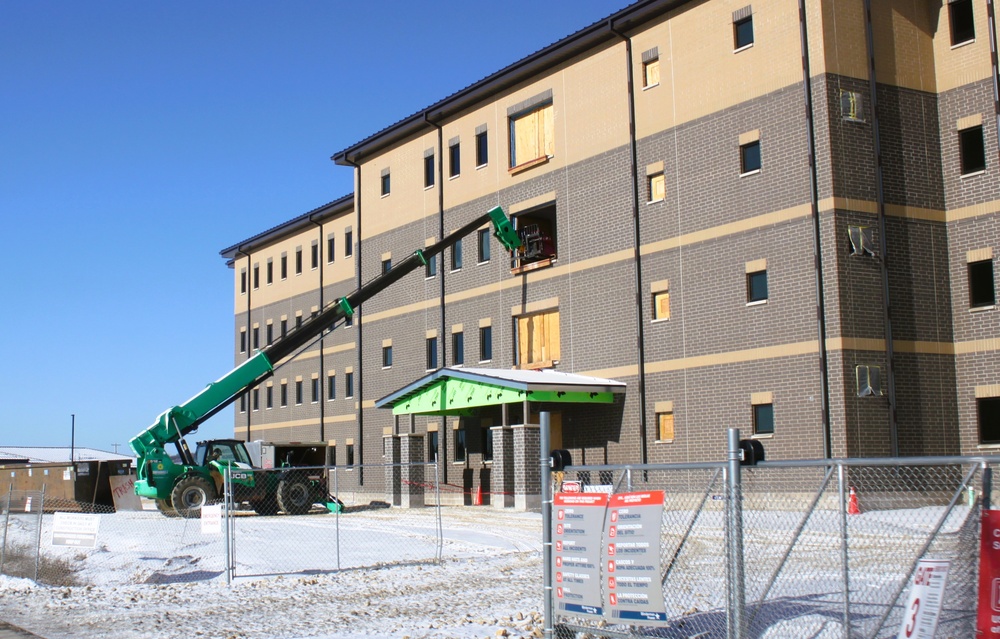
[
  {"left": 549, "top": 448, "right": 988, "bottom": 639},
  {"left": 227, "top": 463, "right": 444, "bottom": 579}
]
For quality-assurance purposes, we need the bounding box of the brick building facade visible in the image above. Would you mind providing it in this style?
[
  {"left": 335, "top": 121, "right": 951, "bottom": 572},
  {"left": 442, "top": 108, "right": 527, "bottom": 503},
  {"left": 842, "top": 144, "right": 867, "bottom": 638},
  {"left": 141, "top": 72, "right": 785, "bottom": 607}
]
[{"left": 221, "top": 0, "right": 1000, "bottom": 507}]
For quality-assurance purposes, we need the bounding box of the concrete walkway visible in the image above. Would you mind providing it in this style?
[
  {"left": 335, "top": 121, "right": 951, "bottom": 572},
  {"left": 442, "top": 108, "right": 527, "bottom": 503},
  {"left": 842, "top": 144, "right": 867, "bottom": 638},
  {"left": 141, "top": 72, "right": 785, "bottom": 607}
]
[{"left": 0, "top": 622, "right": 43, "bottom": 639}]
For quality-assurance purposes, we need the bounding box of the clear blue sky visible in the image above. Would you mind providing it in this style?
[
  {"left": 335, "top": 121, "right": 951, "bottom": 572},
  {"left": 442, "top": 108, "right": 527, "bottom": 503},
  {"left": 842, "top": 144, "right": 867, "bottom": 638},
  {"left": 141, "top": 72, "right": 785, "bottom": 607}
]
[{"left": 0, "top": 1, "right": 634, "bottom": 453}]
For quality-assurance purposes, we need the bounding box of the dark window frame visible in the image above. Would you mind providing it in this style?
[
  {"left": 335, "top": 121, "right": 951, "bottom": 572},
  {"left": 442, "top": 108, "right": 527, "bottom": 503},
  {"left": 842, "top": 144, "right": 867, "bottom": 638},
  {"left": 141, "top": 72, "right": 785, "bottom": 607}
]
[
  {"left": 452, "top": 331, "right": 464, "bottom": 366},
  {"left": 426, "top": 336, "right": 439, "bottom": 370},
  {"left": 734, "top": 15, "right": 754, "bottom": 50},
  {"left": 479, "top": 325, "right": 493, "bottom": 362},
  {"left": 747, "top": 270, "right": 769, "bottom": 304},
  {"left": 740, "top": 140, "right": 762, "bottom": 175},
  {"left": 969, "top": 259, "right": 996, "bottom": 308},
  {"left": 979, "top": 397, "right": 1000, "bottom": 444},
  {"left": 950, "top": 0, "right": 975, "bottom": 46},
  {"left": 475, "top": 130, "right": 488, "bottom": 167},
  {"left": 753, "top": 403, "right": 774, "bottom": 435},
  {"left": 959, "top": 125, "right": 986, "bottom": 175}
]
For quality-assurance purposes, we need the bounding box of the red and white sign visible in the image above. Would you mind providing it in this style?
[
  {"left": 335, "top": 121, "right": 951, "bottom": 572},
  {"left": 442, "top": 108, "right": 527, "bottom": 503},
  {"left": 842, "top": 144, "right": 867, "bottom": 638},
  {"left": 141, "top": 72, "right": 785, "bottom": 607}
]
[
  {"left": 561, "top": 480, "right": 582, "bottom": 493},
  {"left": 979, "top": 510, "right": 1000, "bottom": 636},
  {"left": 897, "top": 559, "right": 949, "bottom": 639}
]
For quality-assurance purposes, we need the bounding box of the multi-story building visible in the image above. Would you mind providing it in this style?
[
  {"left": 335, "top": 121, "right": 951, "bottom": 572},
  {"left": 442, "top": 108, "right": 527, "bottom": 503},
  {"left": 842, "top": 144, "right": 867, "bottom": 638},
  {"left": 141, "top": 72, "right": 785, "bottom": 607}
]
[{"left": 221, "top": 0, "right": 1000, "bottom": 507}]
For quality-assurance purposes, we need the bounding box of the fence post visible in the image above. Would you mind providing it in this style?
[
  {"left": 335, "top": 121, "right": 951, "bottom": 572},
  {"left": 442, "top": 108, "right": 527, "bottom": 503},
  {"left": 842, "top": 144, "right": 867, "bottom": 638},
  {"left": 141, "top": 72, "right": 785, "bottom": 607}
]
[
  {"left": 434, "top": 461, "right": 443, "bottom": 562},
  {"left": 34, "top": 485, "right": 45, "bottom": 582},
  {"left": 334, "top": 467, "right": 340, "bottom": 571},
  {"left": 224, "top": 466, "right": 231, "bottom": 586},
  {"left": 0, "top": 485, "right": 11, "bottom": 576},
  {"left": 726, "top": 428, "right": 746, "bottom": 639},
  {"left": 838, "top": 462, "right": 851, "bottom": 638},
  {"left": 541, "top": 411, "right": 554, "bottom": 639},
  {"left": 984, "top": 463, "right": 993, "bottom": 511}
]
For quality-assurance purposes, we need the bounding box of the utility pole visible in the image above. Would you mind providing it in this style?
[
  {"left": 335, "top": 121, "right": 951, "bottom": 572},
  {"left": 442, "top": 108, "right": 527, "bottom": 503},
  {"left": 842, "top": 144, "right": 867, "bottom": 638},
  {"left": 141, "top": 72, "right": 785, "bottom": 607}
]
[
  {"left": 70, "top": 414, "right": 75, "bottom": 464},
  {"left": 112, "top": 443, "right": 120, "bottom": 454}
]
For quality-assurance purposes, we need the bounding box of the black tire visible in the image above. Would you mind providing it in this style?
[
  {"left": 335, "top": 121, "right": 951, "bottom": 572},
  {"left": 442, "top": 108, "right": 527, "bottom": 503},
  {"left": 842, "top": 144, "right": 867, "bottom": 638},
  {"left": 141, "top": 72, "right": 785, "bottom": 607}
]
[
  {"left": 550, "top": 449, "right": 572, "bottom": 471},
  {"left": 277, "top": 478, "right": 313, "bottom": 515},
  {"left": 252, "top": 496, "right": 279, "bottom": 516},
  {"left": 155, "top": 498, "right": 179, "bottom": 518},
  {"left": 170, "top": 475, "right": 217, "bottom": 519}
]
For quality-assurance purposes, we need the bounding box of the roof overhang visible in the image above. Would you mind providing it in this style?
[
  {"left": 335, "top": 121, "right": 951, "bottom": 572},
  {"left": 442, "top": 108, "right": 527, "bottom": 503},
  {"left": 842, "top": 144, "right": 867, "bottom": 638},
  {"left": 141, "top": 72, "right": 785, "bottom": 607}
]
[{"left": 376, "top": 367, "right": 626, "bottom": 416}]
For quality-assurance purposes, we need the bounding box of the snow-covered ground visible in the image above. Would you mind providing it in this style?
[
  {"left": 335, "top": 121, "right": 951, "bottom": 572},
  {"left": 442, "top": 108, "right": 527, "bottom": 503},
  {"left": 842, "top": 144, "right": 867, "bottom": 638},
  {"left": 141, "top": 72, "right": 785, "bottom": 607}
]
[{"left": 0, "top": 508, "right": 546, "bottom": 639}]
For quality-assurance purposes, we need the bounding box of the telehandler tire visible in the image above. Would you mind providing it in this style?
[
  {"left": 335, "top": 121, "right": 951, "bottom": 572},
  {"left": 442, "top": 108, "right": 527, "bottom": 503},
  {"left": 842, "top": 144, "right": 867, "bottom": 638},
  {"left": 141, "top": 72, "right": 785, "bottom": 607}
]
[
  {"left": 171, "top": 475, "right": 217, "bottom": 519},
  {"left": 252, "top": 496, "right": 279, "bottom": 516},
  {"left": 156, "top": 498, "right": 180, "bottom": 518},
  {"left": 277, "top": 478, "right": 313, "bottom": 515}
]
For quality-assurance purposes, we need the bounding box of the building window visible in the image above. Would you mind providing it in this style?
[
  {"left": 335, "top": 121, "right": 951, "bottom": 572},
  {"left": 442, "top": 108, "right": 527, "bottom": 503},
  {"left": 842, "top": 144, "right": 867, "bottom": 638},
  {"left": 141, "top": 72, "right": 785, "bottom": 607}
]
[
  {"left": 479, "top": 325, "right": 493, "bottom": 362},
  {"left": 426, "top": 337, "right": 439, "bottom": 370},
  {"left": 424, "top": 153, "right": 435, "bottom": 188},
  {"left": 960, "top": 125, "right": 986, "bottom": 175},
  {"left": 382, "top": 258, "right": 392, "bottom": 275},
  {"left": 425, "top": 253, "right": 437, "bottom": 278},
  {"left": 240, "top": 394, "right": 246, "bottom": 413},
  {"left": 734, "top": 8, "right": 754, "bottom": 50},
  {"left": 382, "top": 345, "right": 393, "bottom": 368},
  {"left": 476, "top": 129, "right": 488, "bottom": 167},
  {"left": 856, "top": 365, "right": 882, "bottom": 397},
  {"left": 657, "top": 411, "right": 674, "bottom": 441},
  {"left": 512, "top": 203, "right": 557, "bottom": 271},
  {"left": 840, "top": 90, "right": 865, "bottom": 122},
  {"left": 311, "top": 378, "right": 320, "bottom": 403},
  {"left": 327, "top": 237, "right": 335, "bottom": 264},
  {"left": 648, "top": 172, "right": 665, "bottom": 203},
  {"left": 296, "top": 314, "right": 303, "bottom": 329},
  {"left": 266, "top": 323, "right": 273, "bottom": 346},
  {"left": 266, "top": 259, "right": 273, "bottom": 285},
  {"left": 240, "top": 269, "right": 247, "bottom": 294},
  {"left": 483, "top": 424, "right": 494, "bottom": 461},
  {"left": 428, "top": 430, "right": 439, "bottom": 463},
  {"left": 747, "top": 270, "right": 768, "bottom": 304},
  {"left": 848, "top": 226, "right": 877, "bottom": 257},
  {"left": 266, "top": 386, "right": 273, "bottom": 409},
  {"left": 344, "top": 313, "right": 353, "bottom": 327},
  {"left": 311, "top": 242, "right": 319, "bottom": 269},
  {"left": 753, "top": 403, "right": 774, "bottom": 435},
  {"left": 740, "top": 140, "right": 761, "bottom": 175},
  {"left": 295, "top": 380, "right": 303, "bottom": 405},
  {"left": 454, "top": 426, "right": 467, "bottom": 463},
  {"left": 449, "top": 141, "right": 460, "bottom": 178},
  {"left": 280, "top": 254, "right": 288, "bottom": 279},
  {"left": 509, "top": 101, "right": 554, "bottom": 170},
  {"left": 452, "top": 331, "right": 464, "bottom": 366},
  {"left": 327, "top": 374, "right": 336, "bottom": 400},
  {"left": 295, "top": 247, "right": 303, "bottom": 275},
  {"left": 477, "top": 228, "right": 491, "bottom": 263},
  {"left": 252, "top": 326, "right": 259, "bottom": 350},
  {"left": 240, "top": 329, "right": 246, "bottom": 354},
  {"left": 345, "top": 372, "right": 354, "bottom": 398},
  {"left": 280, "top": 382, "right": 288, "bottom": 408},
  {"left": 346, "top": 444, "right": 355, "bottom": 467},
  {"left": 253, "top": 264, "right": 260, "bottom": 289},
  {"left": 252, "top": 389, "right": 259, "bottom": 412},
  {"left": 979, "top": 397, "right": 1000, "bottom": 444},
  {"left": 643, "top": 57, "right": 660, "bottom": 89},
  {"left": 516, "top": 309, "right": 560, "bottom": 369},
  {"left": 380, "top": 170, "right": 390, "bottom": 196},
  {"left": 969, "top": 259, "right": 996, "bottom": 308},
  {"left": 280, "top": 318, "right": 287, "bottom": 339},
  {"left": 950, "top": 0, "right": 975, "bottom": 46},
  {"left": 653, "top": 290, "right": 670, "bottom": 321},
  {"left": 345, "top": 231, "right": 353, "bottom": 258},
  {"left": 452, "top": 239, "right": 463, "bottom": 271}
]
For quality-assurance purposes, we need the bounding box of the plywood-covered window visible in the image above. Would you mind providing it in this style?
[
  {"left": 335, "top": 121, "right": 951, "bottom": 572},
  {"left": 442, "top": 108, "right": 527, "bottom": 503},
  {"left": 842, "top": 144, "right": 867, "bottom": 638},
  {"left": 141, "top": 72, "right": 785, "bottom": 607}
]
[
  {"left": 509, "top": 101, "right": 554, "bottom": 170},
  {"left": 516, "top": 309, "right": 560, "bottom": 369}
]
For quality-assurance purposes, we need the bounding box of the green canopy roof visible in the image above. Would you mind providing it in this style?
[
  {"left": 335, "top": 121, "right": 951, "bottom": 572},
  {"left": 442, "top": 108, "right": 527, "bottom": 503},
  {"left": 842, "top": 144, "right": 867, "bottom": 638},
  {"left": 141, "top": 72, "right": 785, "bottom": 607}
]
[{"left": 375, "top": 367, "right": 626, "bottom": 416}]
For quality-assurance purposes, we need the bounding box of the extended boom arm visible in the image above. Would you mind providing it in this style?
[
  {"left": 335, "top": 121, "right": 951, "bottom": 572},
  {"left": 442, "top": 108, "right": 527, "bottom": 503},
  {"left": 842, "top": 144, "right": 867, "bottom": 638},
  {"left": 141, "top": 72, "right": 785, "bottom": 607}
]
[{"left": 129, "top": 206, "right": 519, "bottom": 465}]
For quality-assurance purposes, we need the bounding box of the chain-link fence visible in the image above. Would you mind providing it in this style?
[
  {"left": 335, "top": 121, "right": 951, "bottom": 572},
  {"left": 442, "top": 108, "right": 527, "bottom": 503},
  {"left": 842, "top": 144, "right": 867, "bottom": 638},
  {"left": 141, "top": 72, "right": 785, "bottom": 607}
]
[
  {"left": 226, "top": 463, "right": 443, "bottom": 578},
  {"left": 0, "top": 462, "right": 443, "bottom": 586},
  {"left": 548, "top": 435, "right": 988, "bottom": 638}
]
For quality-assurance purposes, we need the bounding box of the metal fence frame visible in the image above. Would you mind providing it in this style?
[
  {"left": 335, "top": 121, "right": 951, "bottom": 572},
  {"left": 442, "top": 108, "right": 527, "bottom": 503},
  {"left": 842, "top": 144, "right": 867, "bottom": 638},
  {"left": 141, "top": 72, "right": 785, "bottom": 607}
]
[{"left": 543, "top": 421, "right": 995, "bottom": 639}]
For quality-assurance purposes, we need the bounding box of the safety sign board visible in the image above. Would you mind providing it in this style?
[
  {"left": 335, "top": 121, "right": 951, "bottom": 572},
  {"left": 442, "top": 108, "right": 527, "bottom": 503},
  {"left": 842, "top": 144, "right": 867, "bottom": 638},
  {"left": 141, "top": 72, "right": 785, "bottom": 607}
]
[
  {"left": 553, "top": 492, "right": 607, "bottom": 618},
  {"left": 979, "top": 510, "right": 1000, "bottom": 637},
  {"left": 896, "top": 558, "right": 949, "bottom": 639},
  {"left": 601, "top": 491, "right": 667, "bottom": 625},
  {"left": 51, "top": 512, "right": 100, "bottom": 548}
]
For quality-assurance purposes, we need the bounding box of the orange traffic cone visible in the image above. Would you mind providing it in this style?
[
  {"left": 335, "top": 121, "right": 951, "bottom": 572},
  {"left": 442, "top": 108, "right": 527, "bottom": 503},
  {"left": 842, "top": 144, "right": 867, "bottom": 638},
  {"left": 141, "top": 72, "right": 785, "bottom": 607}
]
[
  {"left": 848, "top": 486, "right": 861, "bottom": 515},
  {"left": 473, "top": 485, "right": 483, "bottom": 506}
]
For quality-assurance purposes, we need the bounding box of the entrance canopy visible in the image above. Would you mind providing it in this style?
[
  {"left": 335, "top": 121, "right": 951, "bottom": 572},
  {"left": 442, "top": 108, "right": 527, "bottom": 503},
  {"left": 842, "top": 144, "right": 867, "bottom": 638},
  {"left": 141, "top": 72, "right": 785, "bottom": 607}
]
[{"left": 375, "top": 367, "right": 626, "bottom": 416}]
